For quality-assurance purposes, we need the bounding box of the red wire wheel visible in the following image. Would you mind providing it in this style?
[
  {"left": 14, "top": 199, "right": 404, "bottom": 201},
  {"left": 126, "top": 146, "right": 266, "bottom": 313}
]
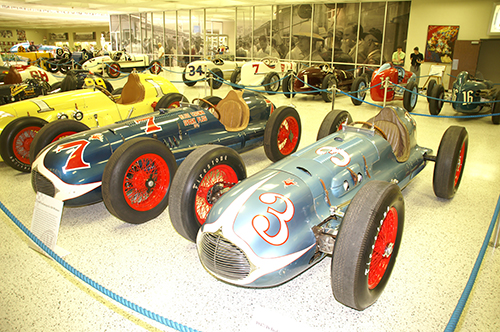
[
  {"left": 454, "top": 141, "right": 466, "bottom": 187},
  {"left": 168, "top": 145, "right": 246, "bottom": 242},
  {"left": 194, "top": 164, "right": 238, "bottom": 224},
  {"left": 122, "top": 153, "right": 171, "bottom": 211},
  {"left": 12, "top": 125, "right": 38, "bottom": 165},
  {"left": 102, "top": 138, "right": 177, "bottom": 224},
  {"left": 332, "top": 181, "right": 404, "bottom": 311},
  {"left": 264, "top": 106, "right": 301, "bottom": 162},
  {"left": 368, "top": 207, "right": 398, "bottom": 289}
]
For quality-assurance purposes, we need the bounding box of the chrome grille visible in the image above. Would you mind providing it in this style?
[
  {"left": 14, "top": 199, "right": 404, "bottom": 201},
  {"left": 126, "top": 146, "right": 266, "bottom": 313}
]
[
  {"left": 31, "top": 167, "right": 55, "bottom": 197},
  {"left": 199, "top": 232, "right": 250, "bottom": 280}
]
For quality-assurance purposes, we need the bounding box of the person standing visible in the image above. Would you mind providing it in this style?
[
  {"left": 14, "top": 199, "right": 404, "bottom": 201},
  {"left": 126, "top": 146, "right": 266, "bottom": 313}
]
[
  {"left": 392, "top": 46, "right": 405, "bottom": 66},
  {"left": 157, "top": 43, "right": 165, "bottom": 65},
  {"left": 410, "top": 46, "right": 424, "bottom": 86}
]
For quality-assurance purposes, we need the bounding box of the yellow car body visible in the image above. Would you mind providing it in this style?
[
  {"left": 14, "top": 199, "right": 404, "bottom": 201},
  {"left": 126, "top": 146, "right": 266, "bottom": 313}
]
[{"left": 0, "top": 72, "right": 179, "bottom": 167}]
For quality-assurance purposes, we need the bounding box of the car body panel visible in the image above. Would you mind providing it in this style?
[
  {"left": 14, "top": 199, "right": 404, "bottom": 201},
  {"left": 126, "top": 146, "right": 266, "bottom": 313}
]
[
  {"left": 82, "top": 52, "right": 150, "bottom": 74},
  {"left": 370, "top": 63, "right": 415, "bottom": 101},
  {"left": 293, "top": 66, "right": 354, "bottom": 93},
  {"left": 239, "top": 59, "right": 296, "bottom": 87},
  {"left": 197, "top": 106, "right": 431, "bottom": 287},
  {"left": 31, "top": 91, "right": 276, "bottom": 206}
]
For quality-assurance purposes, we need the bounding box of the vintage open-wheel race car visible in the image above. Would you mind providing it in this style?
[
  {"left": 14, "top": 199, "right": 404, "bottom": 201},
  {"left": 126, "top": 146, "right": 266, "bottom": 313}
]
[
  {"left": 350, "top": 62, "right": 418, "bottom": 112},
  {"left": 31, "top": 90, "right": 302, "bottom": 225},
  {"left": 426, "top": 71, "right": 500, "bottom": 124},
  {"left": 168, "top": 105, "right": 468, "bottom": 311}
]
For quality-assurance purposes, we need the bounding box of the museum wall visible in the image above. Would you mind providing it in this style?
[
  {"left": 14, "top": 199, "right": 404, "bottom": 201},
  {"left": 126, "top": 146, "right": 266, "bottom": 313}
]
[
  {"left": 0, "top": 26, "right": 110, "bottom": 52},
  {"left": 406, "top": 0, "right": 495, "bottom": 87}
]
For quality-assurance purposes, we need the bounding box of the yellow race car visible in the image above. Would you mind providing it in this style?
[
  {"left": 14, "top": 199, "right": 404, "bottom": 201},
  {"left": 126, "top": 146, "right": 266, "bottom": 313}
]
[{"left": 0, "top": 72, "right": 184, "bottom": 172}]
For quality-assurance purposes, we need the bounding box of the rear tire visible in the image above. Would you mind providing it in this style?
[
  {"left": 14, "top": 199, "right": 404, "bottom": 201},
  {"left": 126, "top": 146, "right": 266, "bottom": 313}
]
[
  {"left": 168, "top": 145, "right": 246, "bottom": 242},
  {"left": 155, "top": 93, "right": 188, "bottom": 111},
  {"left": 263, "top": 72, "right": 280, "bottom": 94},
  {"left": 426, "top": 79, "right": 436, "bottom": 103},
  {"left": 106, "top": 62, "right": 121, "bottom": 78},
  {"left": 433, "top": 126, "right": 468, "bottom": 199},
  {"left": 264, "top": 106, "right": 301, "bottom": 162},
  {"left": 282, "top": 73, "right": 295, "bottom": 98},
  {"left": 230, "top": 67, "right": 242, "bottom": 89},
  {"left": 491, "top": 90, "right": 500, "bottom": 124},
  {"left": 208, "top": 68, "right": 223, "bottom": 89},
  {"left": 182, "top": 68, "right": 197, "bottom": 86},
  {"left": 317, "top": 110, "right": 352, "bottom": 140},
  {"left": 332, "top": 181, "right": 404, "bottom": 311}
]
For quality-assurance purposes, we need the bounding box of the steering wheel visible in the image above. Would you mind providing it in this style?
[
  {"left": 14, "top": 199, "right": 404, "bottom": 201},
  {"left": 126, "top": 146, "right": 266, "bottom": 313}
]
[
  {"left": 351, "top": 121, "right": 387, "bottom": 140},
  {"left": 193, "top": 98, "right": 221, "bottom": 119},
  {"left": 319, "top": 63, "right": 331, "bottom": 72},
  {"left": 95, "top": 85, "right": 115, "bottom": 101}
]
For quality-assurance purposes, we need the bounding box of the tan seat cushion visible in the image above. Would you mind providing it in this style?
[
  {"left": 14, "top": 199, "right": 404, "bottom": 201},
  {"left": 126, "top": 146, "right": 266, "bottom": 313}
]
[
  {"left": 116, "top": 73, "right": 145, "bottom": 105},
  {"left": 216, "top": 90, "right": 250, "bottom": 132},
  {"left": 367, "top": 107, "right": 410, "bottom": 162},
  {"left": 4, "top": 66, "right": 22, "bottom": 85}
]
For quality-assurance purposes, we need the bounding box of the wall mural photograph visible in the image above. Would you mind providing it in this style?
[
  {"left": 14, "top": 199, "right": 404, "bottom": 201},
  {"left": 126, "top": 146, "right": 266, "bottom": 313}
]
[{"left": 109, "top": 1, "right": 411, "bottom": 69}]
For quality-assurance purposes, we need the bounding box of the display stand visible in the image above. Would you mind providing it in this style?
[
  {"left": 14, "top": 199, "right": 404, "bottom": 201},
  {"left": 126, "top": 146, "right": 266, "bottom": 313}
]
[{"left": 422, "top": 64, "right": 446, "bottom": 89}]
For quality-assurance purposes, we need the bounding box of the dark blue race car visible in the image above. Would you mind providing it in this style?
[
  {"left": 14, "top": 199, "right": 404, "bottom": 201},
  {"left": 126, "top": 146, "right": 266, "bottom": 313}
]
[{"left": 31, "top": 90, "right": 302, "bottom": 224}]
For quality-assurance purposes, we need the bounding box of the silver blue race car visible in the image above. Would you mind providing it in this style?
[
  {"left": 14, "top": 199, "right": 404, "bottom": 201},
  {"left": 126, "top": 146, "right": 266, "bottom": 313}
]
[
  {"left": 169, "top": 106, "right": 468, "bottom": 311},
  {"left": 31, "top": 90, "right": 301, "bottom": 224},
  {"left": 428, "top": 71, "right": 500, "bottom": 124}
]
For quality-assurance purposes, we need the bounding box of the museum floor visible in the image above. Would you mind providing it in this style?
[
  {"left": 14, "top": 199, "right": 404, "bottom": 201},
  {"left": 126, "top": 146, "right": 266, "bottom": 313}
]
[{"left": 1, "top": 69, "right": 499, "bottom": 332}]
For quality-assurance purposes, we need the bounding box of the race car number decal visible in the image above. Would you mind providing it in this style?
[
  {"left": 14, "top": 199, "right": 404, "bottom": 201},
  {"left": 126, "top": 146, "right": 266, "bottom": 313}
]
[
  {"left": 84, "top": 77, "right": 107, "bottom": 89},
  {"left": 187, "top": 65, "right": 204, "bottom": 77},
  {"left": 135, "top": 117, "right": 161, "bottom": 133},
  {"left": 252, "top": 193, "right": 295, "bottom": 246},
  {"left": 56, "top": 140, "right": 91, "bottom": 172},
  {"left": 316, "top": 146, "right": 351, "bottom": 167},
  {"left": 30, "top": 70, "right": 49, "bottom": 82}
]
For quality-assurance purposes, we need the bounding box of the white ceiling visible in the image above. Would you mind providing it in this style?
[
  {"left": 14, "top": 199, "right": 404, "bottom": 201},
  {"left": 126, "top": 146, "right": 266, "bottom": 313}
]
[{"left": 0, "top": 0, "right": 337, "bottom": 29}]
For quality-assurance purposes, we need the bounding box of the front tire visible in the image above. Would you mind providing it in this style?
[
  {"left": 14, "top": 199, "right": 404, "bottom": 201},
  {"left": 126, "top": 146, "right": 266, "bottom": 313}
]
[
  {"left": 282, "top": 73, "right": 295, "bottom": 98},
  {"left": 433, "top": 126, "right": 468, "bottom": 199},
  {"left": 492, "top": 90, "right": 500, "bottom": 125},
  {"left": 29, "top": 120, "right": 90, "bottom": 163},
  {"left": 102, "top": 138, "right": 177, "bottom": 224},
  {"left": 263, "top": 72, "right": 280, "bottom": 94},
  {"left": 0, "top": 117, "right": 48, "bottom": 172},
  {"left": 317, "top": 110, "right": 352, "bottom": 140},
  {"left": 230, "top": 67, "right": 242, "bottom": 89},
  {"left": 149, "top": 60, "right": 162, "bottom": 74},
  {"left": 168, "top": 145, "right": 246, "bottom": 242},
  {"left": 403, "top": 81, "right": 418, "bottom": 112},
  {"left": 332, "top": 181, "right": 404, "bottom": 311},
  {"left": 321, "top": 73, "right": 337, "bottom": 103},
  {"left": 264, "top": 106, "right": 301, "bottom": 162},
  {"left": 182, "top": 68, "right": 197, "bottom": 87},
  {"left": 351, "top": 76, "right": 368, "bottom": 106},
  {"left": 426, "top": 79, "right": 436, "bottom": 103}
]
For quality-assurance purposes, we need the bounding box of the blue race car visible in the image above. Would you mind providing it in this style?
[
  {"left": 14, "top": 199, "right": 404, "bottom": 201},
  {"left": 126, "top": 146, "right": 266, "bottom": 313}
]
[
  {"left": 31, "top": 90, "right": 301, "bottom": 224},
  {"left": 428, "top": 71, "right": 500, "bottom": 124},
  {"left": 169, "top": 106, "right": 468, "bottom": 311}
]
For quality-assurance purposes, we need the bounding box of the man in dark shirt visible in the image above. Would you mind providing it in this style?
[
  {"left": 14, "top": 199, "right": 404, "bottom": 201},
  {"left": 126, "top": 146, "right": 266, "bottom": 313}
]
[
  {"left": 28, "top": 41, "right": 37, "bottom": 52},
  {"left": 410, "top": 47, "right": 424, "bottom": 86}
]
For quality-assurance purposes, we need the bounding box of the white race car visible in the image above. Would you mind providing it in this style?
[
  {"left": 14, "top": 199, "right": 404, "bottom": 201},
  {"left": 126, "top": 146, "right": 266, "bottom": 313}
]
[
  {"left": 234, "top": 57, "right": 297, "bottom": 94},
  {"left": 82, "top": 51, "right": 161, "bottom": 78},
  {"left": 182, "top": 58, "right": 245, "bottom": 89}
]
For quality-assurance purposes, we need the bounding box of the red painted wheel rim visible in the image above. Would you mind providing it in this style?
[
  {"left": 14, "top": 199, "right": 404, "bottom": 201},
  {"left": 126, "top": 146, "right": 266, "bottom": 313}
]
[
  {"left": 152, "top": 63, "right": 161, "bottom": 74},
  {"left": 13, "top": 125, "right": 41, "bottom": 164},
  {"left": 110, "top": 64, "right": 119, "bottom": 76},
  {"left": 195, "top": 164, "right": 238, "bottom": 225},
  {"left": 122, "top": 153, "right": 170, "bottom": 211},
  {"left": 277, "top": 116, "right": 299, "bottom": 156},
  {"left": 454, "top": 142, "right": 465, "bottom": 187},
  {"left": 51, "top": 131, "right": 78, "bottom": 142},
  {"left": 368, "top": 206, "right": 398, "bottom": 289}
]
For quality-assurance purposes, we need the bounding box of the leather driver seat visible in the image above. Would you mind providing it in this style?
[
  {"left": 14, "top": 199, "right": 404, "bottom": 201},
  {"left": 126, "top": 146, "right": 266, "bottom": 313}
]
[
  {"left": 116, "top": 73, "right": 145, "bottom": 105},
  {"left": 367, "top": 107, "right": 411, "bottom": 163},
  {"left": 215, "top": 90, "right": 250, "bottom": 132},
  {"left": 4, "top": 66, "right": 22, "bottom": 85}
]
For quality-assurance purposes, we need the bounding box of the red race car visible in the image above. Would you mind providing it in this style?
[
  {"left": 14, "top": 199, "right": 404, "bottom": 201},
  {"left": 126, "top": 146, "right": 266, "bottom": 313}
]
[{"left": 350, "top": 62, "right": 418, "bottom": 112}]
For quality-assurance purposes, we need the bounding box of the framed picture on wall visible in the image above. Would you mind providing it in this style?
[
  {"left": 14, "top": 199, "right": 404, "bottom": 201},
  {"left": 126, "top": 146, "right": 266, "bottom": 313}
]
[
  {"left": 50, "top": 33, "right": 69, "bottom": 41},
  {"left": 424, "top": 25, "right": 459, "bottom": 63},
  {"left": 0, "top": 30, "right": 13, "bottom": 38},
  {"left": 16, "top": 29, "right": 26, "bottom": 41}
]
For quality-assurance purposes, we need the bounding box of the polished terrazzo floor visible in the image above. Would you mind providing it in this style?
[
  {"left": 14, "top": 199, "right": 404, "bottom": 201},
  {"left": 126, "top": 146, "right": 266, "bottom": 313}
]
[{"left": 1, "top": 68, "right": 499, "bottom": 332}]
